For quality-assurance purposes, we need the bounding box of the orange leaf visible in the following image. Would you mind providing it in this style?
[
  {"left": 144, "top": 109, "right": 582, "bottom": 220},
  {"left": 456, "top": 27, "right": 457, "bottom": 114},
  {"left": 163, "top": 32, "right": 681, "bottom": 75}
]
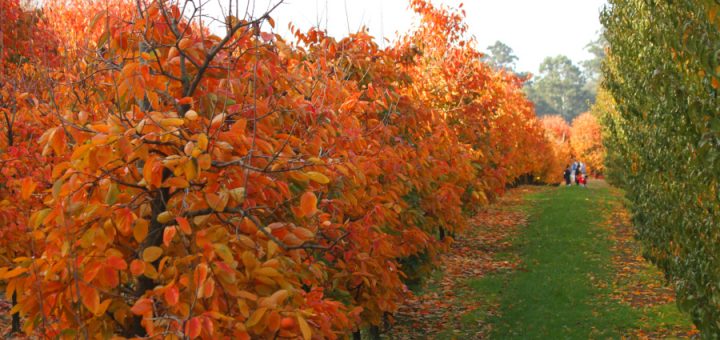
[
  {"left": 163, "top": 226, "right": 177, "bottom": 246},
  {"left": 162, "top": 177, "right": 189, "bottom": 189},
  {"left": 79, "top": 284, "right": 100, "bottom": 314},
  {"left": 164, "top": 285, "right": 179, "bottom": 306},
  {"left": 19, "top": 177, "right": 37, "bottom": 200},
  {"left": 133, "top": 219, "right": 149, "bottom": 243},
  {"left": 299, "top": 192, "right": 318, "bottom": 217},
  {"left": 176, "top": 217, "right": 192, "bottom": 235},
  {"left": 143, "top": 156, "right": 163, "bottom": 188},
  {"left": 185, "top": 317, "right": 201, "bottom": 339},
  {"left": 267, "top": 311, "right": 281, "bottom": 332},
  {"left": 206, "top": 192, "right": 228, "bottom": 212},
  {"left": 1, "top": 267, "right": 28, "bottom": 279},
  {"left": 50, "top": 126, "right": 66, "bottom": 155},
  {"left": 280, "top": 316, "right": 295, "bottom": 329},
  {"left": 95, "top": 299, "right": 112, "bottom": 316},
  {"left": 130, "top": 298, "right": 153, "bottom": 315},
  {"left": 178, "top": 97, "right": 193, "bottom": 105},
  {"left": 194, "top": 263, "right": 209, "bottom": 287},
  {"left": 130, "top": 260, "right": 145, "bottom": 276},
  {"left": 107, "top": 256, "right": 127, "bottom": 270}
]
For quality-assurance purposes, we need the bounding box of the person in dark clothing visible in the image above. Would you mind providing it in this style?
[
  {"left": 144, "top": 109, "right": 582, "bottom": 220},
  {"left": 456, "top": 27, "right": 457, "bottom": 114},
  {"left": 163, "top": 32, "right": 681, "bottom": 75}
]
[{"left": 563, "top": 165, "right": 572, "bottom": 186}]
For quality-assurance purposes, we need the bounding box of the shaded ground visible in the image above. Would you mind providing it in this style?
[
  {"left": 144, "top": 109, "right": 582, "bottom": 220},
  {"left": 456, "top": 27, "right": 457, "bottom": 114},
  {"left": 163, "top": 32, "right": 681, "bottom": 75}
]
[
  {"left": 383, "top": 186, "right": 542, "bottom": 339},
  {"left": 385, "top": 181, "right": 697, "bottom": 339}
]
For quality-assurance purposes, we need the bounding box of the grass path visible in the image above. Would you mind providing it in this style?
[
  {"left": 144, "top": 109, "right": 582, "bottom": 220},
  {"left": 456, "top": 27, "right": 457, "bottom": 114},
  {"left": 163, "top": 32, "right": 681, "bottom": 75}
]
[{"left": 386, "top": 181, "right": 695, "bottom": 339}]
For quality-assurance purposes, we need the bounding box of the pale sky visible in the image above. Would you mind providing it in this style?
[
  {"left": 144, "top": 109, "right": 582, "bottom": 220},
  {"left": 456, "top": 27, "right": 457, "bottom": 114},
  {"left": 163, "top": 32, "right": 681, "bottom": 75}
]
[{"left": 206, "top": 0, "right": 608, "bottom": 73}]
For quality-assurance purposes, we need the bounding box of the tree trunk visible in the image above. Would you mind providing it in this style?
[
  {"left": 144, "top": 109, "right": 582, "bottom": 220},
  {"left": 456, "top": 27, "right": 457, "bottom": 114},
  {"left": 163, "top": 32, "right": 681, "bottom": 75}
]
[{"left": 11, "top": 292, "right": 20, "bottom": 334}]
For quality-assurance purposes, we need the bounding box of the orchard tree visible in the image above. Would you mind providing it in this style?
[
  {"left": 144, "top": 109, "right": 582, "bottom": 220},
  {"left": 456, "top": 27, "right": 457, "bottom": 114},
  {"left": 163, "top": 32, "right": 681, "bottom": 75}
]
[
  {"left": 0, "top": 0, "right": 559, "bottom": 338},
  {"left": 540, "top": 115, "right": 573, "bottom": 183},
  {"left": 602, "top": 0, "right": 720, "bottom": 333},
  {"left": 570, "top": 112, "right": 604, "bottom": 176}
]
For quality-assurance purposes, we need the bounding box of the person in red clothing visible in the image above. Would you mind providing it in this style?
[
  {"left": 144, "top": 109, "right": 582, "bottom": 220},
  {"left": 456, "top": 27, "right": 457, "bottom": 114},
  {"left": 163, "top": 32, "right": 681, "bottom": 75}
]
[{"left": 578, "top": 171, "right": 587, "bottom": 187}]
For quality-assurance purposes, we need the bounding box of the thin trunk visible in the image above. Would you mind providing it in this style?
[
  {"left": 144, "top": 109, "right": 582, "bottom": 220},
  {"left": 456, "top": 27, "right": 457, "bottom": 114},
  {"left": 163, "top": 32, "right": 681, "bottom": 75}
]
[{"left": 11, "top": 292, "right": 20, "bottom": 333}]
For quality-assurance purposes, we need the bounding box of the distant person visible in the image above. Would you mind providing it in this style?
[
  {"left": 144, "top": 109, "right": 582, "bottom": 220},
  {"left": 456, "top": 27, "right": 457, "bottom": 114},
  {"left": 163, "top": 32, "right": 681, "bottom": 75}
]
[
  {"left": 575, "top": 167, "right": 582, "bottom": 186},
  {"left": 570, "top": 161, "right": 578, "bottom": 184},
  {"left": 580, "top": 162, "right": 587, "bottom": 177},
  {"left": 563, "top": 165, "right": 572, "bottom": 186},
  {"left": 578, "top": 172, "right": 587, "bottom": 187}
]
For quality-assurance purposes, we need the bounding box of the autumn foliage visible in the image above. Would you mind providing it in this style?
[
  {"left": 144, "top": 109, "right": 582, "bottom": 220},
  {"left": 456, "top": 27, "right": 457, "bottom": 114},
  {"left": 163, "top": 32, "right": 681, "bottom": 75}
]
[
  {"left": 540, "top": 115, "right": 573, "bottom": 183},
  {"left": 0, "top": 0, "right": 561, "bottom": 338},
  {"left": 570, "top": 112, "right": 604, "bottom": 176}
]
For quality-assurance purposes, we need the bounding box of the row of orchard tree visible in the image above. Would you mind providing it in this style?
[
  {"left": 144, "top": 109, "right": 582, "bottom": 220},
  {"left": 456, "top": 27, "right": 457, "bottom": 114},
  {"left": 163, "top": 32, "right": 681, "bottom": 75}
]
[
  {"left": 541, "top": 113, "right": 605, "bottom": 182},
  {"left": 602, "top": 0, "right": 720, "bottom": 335},
  {"left": 0, "top": 0, "right": 565, "bottom": 338}
]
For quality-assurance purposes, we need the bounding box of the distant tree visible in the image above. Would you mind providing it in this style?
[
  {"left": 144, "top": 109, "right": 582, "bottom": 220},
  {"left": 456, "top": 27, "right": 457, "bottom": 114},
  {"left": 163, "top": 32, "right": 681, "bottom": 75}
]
[
  {"left": 526, "top": 55, "right": 593, "bottom": 121},
  {"left": 582, "top": 33, "right": 607, "bottom": 92},
  {"left": 484, "top": 41, "right": 518, "bottom": 71}
]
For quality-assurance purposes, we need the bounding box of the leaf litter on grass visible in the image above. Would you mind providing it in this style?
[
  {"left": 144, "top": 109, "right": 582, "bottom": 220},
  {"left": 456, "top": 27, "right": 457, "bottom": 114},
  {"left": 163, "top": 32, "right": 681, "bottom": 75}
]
[
  {"left": 385, "top": 186, "right": 544, "bottom": 339},
  {"left": 603, "top": 191, "right": 698, "bottom": 339}
]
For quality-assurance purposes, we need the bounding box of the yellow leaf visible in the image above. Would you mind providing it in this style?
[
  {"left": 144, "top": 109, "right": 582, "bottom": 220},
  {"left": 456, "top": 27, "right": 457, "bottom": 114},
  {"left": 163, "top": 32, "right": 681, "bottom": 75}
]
[
  {"left": 105, "top": 183, "right": 119, "bottom": 205},
  {"left": 306, "top": 171, "right": 330, "bottom": 184},
  {"left": 157, "top": 211, "right": 175, "bottom": 224},
  {"left": 254, "top": 267, "right": 281, "bottom": 278},
  {"left": 213, "top": 243, "right": 235, "bottom": 265},
  {"left": 197, "top": 133, "right": 208, "bottom": 151},
  {"left": 307, "top": 157, "right": 324, "bottom": 165},
  {"left": 142, "top": 246, "right": 163, "bottom": 262},
  {"left": 297, "top": 314, "right": 312, "bottom": 340},
  {"left": 184, "top": 157, "right": 199, "bottom": 181},
  {"left": 267, "top": 241, "right": 278, "bottom": 258},
  {"left": 229, "top": 187, "right": 246, "bottom": 203},
  {"left": 246, "top": 307, "right": 267, "bottom": 328},
  {"left": 160, "top": 118, "right": 185, "bottom": 128}
]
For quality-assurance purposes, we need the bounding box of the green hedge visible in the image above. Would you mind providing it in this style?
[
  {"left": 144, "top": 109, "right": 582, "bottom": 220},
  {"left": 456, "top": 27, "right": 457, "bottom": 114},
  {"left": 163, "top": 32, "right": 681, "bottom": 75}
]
[{"left": 602, "top": 0, "right": 720, "bottom": 335}]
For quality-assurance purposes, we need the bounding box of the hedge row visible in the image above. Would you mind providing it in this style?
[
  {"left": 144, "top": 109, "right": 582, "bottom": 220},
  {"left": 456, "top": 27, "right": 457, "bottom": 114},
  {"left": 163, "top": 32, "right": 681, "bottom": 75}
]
[
  {"left": 0, "top": 0, "right": 558, "bottom": 338},
  {"left": 602, "top": 0, "right": 720, "bottom": 334}
]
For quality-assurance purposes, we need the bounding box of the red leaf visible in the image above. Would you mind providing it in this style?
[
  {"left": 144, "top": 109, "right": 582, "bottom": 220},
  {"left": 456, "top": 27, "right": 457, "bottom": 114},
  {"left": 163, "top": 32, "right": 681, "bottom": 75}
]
[{"left": 185, "top": 316, "right": 202, "bottom": 339}]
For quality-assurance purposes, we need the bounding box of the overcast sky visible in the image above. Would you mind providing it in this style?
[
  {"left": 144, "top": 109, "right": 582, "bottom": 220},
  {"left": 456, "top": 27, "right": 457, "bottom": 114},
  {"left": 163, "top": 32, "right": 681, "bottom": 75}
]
[{"left": 206, "top": 0, "right": 608, "bottom": 73}]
